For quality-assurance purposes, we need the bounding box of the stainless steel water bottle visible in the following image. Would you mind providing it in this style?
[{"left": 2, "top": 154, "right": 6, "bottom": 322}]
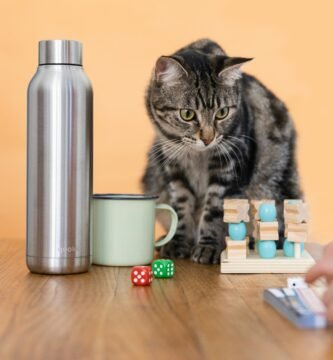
[{"left": 27, "top": 40, "right": 93, "bottom": 274}]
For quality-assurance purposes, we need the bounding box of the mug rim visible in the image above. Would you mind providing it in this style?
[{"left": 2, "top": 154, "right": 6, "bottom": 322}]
[{"left": 92, "top": 193, "right": 159, "bottom": 200}]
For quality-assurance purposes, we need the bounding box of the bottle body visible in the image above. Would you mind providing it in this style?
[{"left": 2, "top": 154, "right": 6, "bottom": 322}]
[{"left": 27, "top": 61, "right": 93, "bottom": 274}]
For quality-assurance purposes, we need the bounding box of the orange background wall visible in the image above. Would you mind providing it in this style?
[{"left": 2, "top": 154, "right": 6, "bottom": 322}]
[{"left": 0, "top": 0, "right": 332, "bottom": 243}]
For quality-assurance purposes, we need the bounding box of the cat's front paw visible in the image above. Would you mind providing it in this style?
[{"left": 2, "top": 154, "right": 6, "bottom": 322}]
[
  {"left": 191, "top": 244, "right": 224, "bottom": 264},
  {"left": 159, "top": 236, "right": 192, "bottom": 259}
]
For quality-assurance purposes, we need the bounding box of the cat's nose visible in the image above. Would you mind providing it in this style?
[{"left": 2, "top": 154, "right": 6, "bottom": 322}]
[
  {"left": 200, "top": 128, "right": 215, "bottom": 146},
  {"left": 201, "top": 137, "right": 213, "bottom": 146}
]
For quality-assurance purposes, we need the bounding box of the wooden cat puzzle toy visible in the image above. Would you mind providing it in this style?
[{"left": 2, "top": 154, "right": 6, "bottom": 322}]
[{"left": 220, "top": 199, "right": 315, "bottom": 274}]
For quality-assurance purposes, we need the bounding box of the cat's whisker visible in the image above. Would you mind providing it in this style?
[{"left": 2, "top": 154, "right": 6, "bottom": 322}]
[
  {"left": 223, "top": 136, "right": 253, "bottom": 183},
  {"left": 150, "top": 139, "right": 182, "bottom": 154},
  {"left": 239, "top": 134, "right": 256, "bottom": 142},
  {"left": 223, "top": 139, "right": 245, "bottom": 168},
  {"left": 227, "top": 134, "right": 257, "bottom": 144},
  {"left": 218, "top": 143, "right": 238, "bottom": 180},
  {"left": 217, "top": 143, "right": 231, "bottom": 169},
  {"left": 149, "top": 146, "right": 173, "bottom": 163},
  {"left": 158, "top": 154, "right": 179, "bottom": 168},
  {"left": 149, "top": 141, "right": 177, "bottom": 158},
  {"left": 177, "top": 146, "right": 188, "bottom": 166},
  {"left": 155, "top": 142, "right": 182, "bottom": 165},
  {"left": 152, "top": 138, "right": 182, "bottom": 147},
  {"left": 216, "top": 146, "right": 225, "bottom": 176},
  {"left": 160, "top": 143, "right": 185, "bottom": 169},
  {"left": 152, "top": 145, "right": 183, "bottom": 165},
  {"left": 149, "top": 139, "right": 181, "bottom": 157},
  {"left": 222, "top": 140, "right": 243, "bottom": 185},
  {"left": 149, "top": 142, "right": 182, "bottom": 164},
  {"left": 225, "top": 139, "right": 245, "bottom": 158},
  {"left": 167, "top": 144, "right": 186, "bottom": 165},
  {"left": 182, "top": 143, "right": 192, "bottom": 163}
]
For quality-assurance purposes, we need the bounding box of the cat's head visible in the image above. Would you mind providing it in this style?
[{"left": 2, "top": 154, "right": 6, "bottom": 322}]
[{"left": 149, "top": 48, "right": 252, "bottom": 151}]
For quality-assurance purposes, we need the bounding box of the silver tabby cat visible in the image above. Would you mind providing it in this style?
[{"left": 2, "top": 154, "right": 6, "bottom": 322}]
[{"left": 142, "top": 39, "right": 302, "bottom": 264}]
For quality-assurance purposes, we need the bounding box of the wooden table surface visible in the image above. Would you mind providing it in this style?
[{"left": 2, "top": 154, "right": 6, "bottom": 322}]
[{"left": 0, "top": 239, "right": 332, "bottom": 360}]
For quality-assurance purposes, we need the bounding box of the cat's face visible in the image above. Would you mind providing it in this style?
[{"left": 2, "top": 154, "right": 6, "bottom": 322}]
[{"left": 150, "top": 54, "right": 251, "bottom": 152}]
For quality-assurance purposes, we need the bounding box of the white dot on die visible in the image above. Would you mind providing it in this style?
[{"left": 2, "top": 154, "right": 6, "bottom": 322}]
[
  {"left": 134, "top": 271, "right": 138, "bottom": 275},
  {"left": 138, "top": 275, "right": 142, "bottom": 279},
  {"left": 141, "top": 271, "right": 145, "bottom": 275},
  {"left": 134, "top": 278, "right": 138, "bottom": 282},
  {"left": 154, "top": 264, "right": 158, "bottom": 268},
  {"left": 160, "top": 265, "right": 163, "bottom": 268},
  {"left": 141, "top": 279, "right": 145, "bottom": 283}
]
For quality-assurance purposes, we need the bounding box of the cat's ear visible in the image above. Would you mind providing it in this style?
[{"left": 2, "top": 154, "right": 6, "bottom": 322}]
[
  {"left": 217, "top": 57, "right": 253, "bottom": 85},
  {"left": 155, "top": 56, "right": 188, "bottom": 85}
]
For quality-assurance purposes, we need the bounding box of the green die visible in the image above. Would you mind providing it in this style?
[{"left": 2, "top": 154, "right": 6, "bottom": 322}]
[{"left": 152, "top": 259, "right": 175, "bottom": 278}]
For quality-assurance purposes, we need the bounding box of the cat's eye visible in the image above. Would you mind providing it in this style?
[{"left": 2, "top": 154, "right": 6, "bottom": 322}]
[
  {"left": 215, "top": 107, "right": 229, "bottom": 120},
  {"left": 180, "top": 109, "right": 196, "bottom": 121}
]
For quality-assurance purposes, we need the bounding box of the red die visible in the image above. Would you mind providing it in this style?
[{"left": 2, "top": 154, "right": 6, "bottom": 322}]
[{"left": 131, "top": 266, "right": 153, "bottom": 286}]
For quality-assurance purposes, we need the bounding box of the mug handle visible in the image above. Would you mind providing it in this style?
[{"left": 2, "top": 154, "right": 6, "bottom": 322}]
[{"left": 154, "top": 204, "right": 178, "bottom": 247}]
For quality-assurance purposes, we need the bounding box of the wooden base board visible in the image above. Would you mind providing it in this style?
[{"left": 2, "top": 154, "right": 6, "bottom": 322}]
[{"left": 220, "top": 249, "right": 315, "bottom": 274}]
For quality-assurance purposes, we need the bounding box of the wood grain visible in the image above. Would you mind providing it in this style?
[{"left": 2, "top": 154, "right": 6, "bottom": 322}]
[{"left": 0, "top": 239, "right": 332, "bottom": 360}]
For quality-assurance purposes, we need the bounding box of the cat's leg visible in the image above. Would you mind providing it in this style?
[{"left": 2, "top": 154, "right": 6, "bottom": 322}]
[
  {"left": 159, "top": 181, "right": 196, "bottom": 259},
  {"left": 191, "top": 185, "right": 226, "bottom": 264}
]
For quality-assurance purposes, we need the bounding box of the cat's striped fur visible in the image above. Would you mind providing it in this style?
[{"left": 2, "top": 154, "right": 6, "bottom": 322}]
[{"left": 142, "top": 39, "right": 302, "bottom": 264}]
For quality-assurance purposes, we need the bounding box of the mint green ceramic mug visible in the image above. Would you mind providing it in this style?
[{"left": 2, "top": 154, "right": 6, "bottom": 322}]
[{"left": 91, "top": 194, "right": 178, "bottom": 266}]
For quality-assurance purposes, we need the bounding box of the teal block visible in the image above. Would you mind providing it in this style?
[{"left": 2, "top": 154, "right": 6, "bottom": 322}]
[
  {"left": 283, "top": 239, "right": 305, "bottom": 257},
  {"left": 228, "top": 222, "right": 247, "bottom": 240},
  {"left": 259, "top": 203, "right": 277, "bottom": 222},
  {"left": 258, "top": 240, "right": 277, "bottom": 258},
  {"left": 152, "top": 259, "right": 175, "bottom": 278}
]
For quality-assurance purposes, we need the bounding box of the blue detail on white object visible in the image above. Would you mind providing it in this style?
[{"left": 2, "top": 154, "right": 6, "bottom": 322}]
[
  {"left": 228, "top": 222, "right": 247, "bottom": 241},
  {"left": 258, "top": 240, "right": 277, "bottom": 258},
  {"left": 283, "top": 239, "right": 305, "bottom": 257},
  {"left": 259, "top": 203, "right": 277, "bottom": 222}
]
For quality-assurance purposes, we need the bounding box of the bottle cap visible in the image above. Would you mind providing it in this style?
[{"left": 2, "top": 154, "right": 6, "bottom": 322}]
[{"left": 38, "top": 40, "right": 82, "bottom": 65}]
